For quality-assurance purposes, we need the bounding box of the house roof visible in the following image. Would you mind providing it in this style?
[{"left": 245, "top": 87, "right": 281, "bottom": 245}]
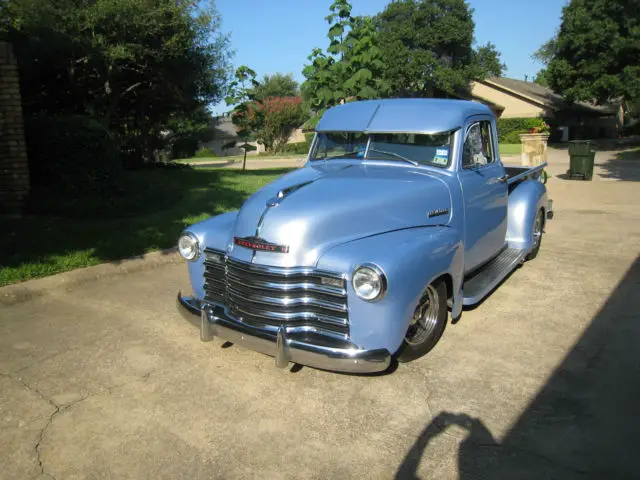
[
  {"left": 481, "top": 77, "right": 618, "bottom": 116},
  {"left": 316, "top": 99, "right": 493, "bottom": 134},
  {"left": 211, "top": 116, "right": 238, "bottom": 139}
]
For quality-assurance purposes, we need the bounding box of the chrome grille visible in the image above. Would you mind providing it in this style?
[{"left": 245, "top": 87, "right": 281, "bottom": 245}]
[{"left": 203, "top": 248, "right": 349, "bottom": 336}]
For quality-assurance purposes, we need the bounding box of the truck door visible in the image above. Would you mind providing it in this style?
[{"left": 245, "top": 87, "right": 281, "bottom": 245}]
[{"left": 458, "top": 119, "right": 508, "bottom": 273}]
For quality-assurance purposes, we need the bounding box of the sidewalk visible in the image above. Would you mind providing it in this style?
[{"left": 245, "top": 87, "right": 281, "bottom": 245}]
[{"left": 184, "top": 156, "right": 306, "bottom": 169}]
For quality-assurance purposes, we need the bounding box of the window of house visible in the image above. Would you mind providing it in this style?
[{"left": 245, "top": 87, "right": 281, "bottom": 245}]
[{"left": 462, "top": 121, "right": 495, "bottom": 168}]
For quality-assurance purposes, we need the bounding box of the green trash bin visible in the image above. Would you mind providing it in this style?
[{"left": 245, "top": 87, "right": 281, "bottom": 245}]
[{"left": 568, "top": 140, "right": 597, "bottom": 180}]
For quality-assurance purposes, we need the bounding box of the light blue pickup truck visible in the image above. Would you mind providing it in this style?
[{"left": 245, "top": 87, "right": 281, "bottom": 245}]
[{"left": 176, "top": 99, "right": 552, "bottom": 373}]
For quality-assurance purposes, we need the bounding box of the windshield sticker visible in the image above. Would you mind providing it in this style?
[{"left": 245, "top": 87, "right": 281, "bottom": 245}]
[
  {"left": 357, "top": 147, "right": 366, "bottom": 157},
  {"left": 433, "top": 147, "right": 449, "bottom": 165}
]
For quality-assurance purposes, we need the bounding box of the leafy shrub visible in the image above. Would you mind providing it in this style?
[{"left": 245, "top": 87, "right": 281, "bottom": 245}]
[
  {"left": 622, "top": 122, "right": 640, "bottom": 137},
  {"left": 25, "top": 114, "right": 122, "bottom": 195},
  {"left": 170, "top": 136, "right": 199, "bottom": 159},
  {"left": 236, "top": 96, "right": 306, "bottom": 153},
  {"left": 305, "top": 132, "right": 315, "bottom": 148},
  {"left": 502, "top": 132, "right": 523, "bottom": 144},
  {"left": 194, "top": 147, "right": 217, "bottom": 158},
  {"left": 497, "top": 117, "right": 550, "bottom": 142},
  {"left": 279, "top": 142, "right": 309, "bottom": 155}
]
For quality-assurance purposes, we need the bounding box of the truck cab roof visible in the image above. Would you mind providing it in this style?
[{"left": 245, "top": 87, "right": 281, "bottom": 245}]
[{"left": 315, "top": 98, "right": 493, "bottom": 135}]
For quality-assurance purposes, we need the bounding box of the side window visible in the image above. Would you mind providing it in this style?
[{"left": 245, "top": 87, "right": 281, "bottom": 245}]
[{"left": 462, "top": 121, "right": 495, "bottom": 168}]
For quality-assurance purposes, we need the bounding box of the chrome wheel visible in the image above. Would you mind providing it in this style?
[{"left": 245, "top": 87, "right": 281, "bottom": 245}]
[
  {"left": 405, "top": 285, "right": 440, "bottom": 346},
  {"left": 532, "top": 210, "right": 544, "bottom": 249}
]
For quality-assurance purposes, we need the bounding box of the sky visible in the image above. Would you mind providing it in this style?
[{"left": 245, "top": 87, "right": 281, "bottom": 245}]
[{"left": 212, "top": 0, "right": 566, "bottom": 114}]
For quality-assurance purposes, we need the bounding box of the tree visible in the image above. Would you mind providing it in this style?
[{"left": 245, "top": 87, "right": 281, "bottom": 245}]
[
  {"left": 532, "top": 38, "right": 558, "bottom": 66},
  {"left": 375, "top": 0, "right": 500, "bottom": 97},
  {"left": 225, "top": 66, "right": 260, "bottom": 170},
  {"left": 4, "top": 0, "right": 232, "bottom": 166},
  {"left": 301, "top": 0, "right": 388, "bottom": 110},
  {"left": 251, "top": 73, "right": 299, "bottom": 101},
  {"left": 226, "top": 66, "right": 305, "bottom": 155},
  {"left": 473, "top": 42, "right": 505, "bottom": 78},
  {"left": 541, "top": 0, "right": 640, "bottom": 104},
  {"left": 257, "top": 97, "right": 306, "bottom": 152},
  {"left": 533, "top": 69, "right": 550, "bottom": 87}
]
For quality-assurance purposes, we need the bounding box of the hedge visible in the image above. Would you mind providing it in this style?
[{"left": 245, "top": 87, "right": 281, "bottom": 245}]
[
  {"left": 279, "top": 141, "right": 309, "bottom": 155},
  {"left": 497, "top": 118, "right": 548, "bottom": 143},
  {"left": 194, "top": 147, "right": 217, "bottom": 158}
]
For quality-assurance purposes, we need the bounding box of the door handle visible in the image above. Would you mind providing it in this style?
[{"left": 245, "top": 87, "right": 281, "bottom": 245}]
[{"left": 489, "top": 175, "right": 509, "bottom": 184}]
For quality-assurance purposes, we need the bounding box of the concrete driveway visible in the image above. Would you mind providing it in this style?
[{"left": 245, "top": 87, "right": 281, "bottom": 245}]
[
  {"left": 1, "top": 147, "right": 639, "bottom": 479},
  {"left": 185, "top": 156, "right": 306, "bottom": 170}
]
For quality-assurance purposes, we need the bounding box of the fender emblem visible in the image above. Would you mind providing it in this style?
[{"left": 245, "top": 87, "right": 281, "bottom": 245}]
[
  {"left": 234, "top": 236, "right": 289, "bottom": 253},
  {"left": 428, "top": 208, "right": 449, "bottom": 218}
]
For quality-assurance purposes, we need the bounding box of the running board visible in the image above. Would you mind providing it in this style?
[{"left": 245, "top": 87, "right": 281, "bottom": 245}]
[{"left": 462, "top": 248, "right": 527, "bottom": 306}]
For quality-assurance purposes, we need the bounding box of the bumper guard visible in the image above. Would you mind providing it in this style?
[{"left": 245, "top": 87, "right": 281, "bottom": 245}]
[{"left": 177, "top": 292, "right": 391, "bottom": 374}]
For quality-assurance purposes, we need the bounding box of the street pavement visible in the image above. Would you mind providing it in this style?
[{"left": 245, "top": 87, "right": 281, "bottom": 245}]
[{"left": 1, "top": 147, "right": 639, "bottom": 479}]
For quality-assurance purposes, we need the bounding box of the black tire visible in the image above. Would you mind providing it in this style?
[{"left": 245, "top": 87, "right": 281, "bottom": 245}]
[
  {"left": 397, "top": 279, "right": 448, "bottom": 363},
  {"left": 526, "top": 209, "right": 544, "bottom": 261}
]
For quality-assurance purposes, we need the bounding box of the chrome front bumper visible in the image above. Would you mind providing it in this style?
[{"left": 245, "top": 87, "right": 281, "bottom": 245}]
[{"left": 176, "top": 292, "right": 391, "bottom": 374}]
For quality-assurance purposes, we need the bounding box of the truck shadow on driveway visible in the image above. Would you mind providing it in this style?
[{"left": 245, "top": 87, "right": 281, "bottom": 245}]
[{"left": 396, "top": 256, "right": 640, "bottom": 479}]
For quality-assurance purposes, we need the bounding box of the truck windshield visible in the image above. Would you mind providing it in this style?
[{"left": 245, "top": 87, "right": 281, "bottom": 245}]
[{"left": 311, "top": 131, "right": 453, "bottom": 167}]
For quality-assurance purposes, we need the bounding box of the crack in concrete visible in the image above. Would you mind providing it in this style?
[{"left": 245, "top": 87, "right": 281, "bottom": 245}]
[
  {"left": 1, "top": 370, "right": 154, "bottom": 480},
  {"left": 11, "top": 332, "right": 111, "bottom": 376}
]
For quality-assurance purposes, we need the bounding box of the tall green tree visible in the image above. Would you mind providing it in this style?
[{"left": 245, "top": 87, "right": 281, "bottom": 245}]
[
  {"left": 225, "top": 65, "right": 261, "bottom": 169},
  {"left": 473, "top": 42, "right": 506, "bottom": 78},
  {"left": 251, "top": 73, "right": 299, "bottom": 101},
  {"left": 301, "top": 0, "right": 388, "bottom": 110},
  {"left": 542, "top": 0, "right": 640, "bottom": 104},
  {"left": 3, "top": 0, "right": 231, "bottom": 165},
  {"left": 376, "top": 0, "right": 502, "bottom": 97},
  {"left": 533, "top": 69, "right": 550, "bottom": 87}
]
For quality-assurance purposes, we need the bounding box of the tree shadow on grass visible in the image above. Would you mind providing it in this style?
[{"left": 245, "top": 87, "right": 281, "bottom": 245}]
[
  {"left": 396, "top": 257, "right": 640, "bottom": 479},
  {"left": 0, "top": 168, "right": 293, "bottom": 284}
]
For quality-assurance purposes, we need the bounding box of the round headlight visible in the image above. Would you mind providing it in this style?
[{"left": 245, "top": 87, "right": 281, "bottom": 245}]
[
  {"left": 352, "top": 264, "right": 387, "bottom": 301},
  {"left": 178, "top": 232, "right": 200, "bottom": 261}
]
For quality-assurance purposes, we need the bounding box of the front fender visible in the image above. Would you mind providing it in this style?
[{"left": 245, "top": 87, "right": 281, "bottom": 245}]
[
  {"left": 506, "top": 180, "right": 547, "bottom": 251},
  {"left": 184, "top": 211, "right": 238, "bottom": 300},
  {"left": 317, "top": 227, "right": 463, "bottom": 354}
]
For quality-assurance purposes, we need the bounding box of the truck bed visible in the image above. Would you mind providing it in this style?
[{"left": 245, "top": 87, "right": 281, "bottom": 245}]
[{"left": 505, "top": 163, "right": 547, "bottom": 185}]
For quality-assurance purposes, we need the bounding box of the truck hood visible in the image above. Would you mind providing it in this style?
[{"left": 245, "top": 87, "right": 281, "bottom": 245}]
[{"left": 230, "top": 162, "right": 452, "bottom": 267}]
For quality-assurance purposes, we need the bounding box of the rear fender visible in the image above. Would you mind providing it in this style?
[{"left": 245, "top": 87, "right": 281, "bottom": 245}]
[
  {"left": 506, "top": 180, "right": 547, "bottom": 251},
  {"left": 317, "top": 227, "right": 464, "bottom": 353}
]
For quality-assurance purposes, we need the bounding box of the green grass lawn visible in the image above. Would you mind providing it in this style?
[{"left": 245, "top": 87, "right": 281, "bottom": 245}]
[
  {"left": 0, "top": 167, "right": 293, "bottom": 286},
  {"left": 499, "top": 143, "right": 522, "bottom": 156}
]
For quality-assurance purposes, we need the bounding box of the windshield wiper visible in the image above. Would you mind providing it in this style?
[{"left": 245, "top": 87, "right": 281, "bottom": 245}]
[{"left": 366, "top": 149, "right": 419, "bottom": 166}]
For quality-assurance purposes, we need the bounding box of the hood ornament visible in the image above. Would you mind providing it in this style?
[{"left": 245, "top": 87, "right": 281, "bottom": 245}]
[
  {"left": 266, "top": 180, "right": 314, "bottom": 207},
  {"left": 234, "top": 236, "right": 289, "bottom": 253},
  {"left": 266, "top": 190, "right": 285, "bottom": 207}
]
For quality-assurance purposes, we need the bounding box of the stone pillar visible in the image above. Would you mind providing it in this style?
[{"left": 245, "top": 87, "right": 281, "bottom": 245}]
[
  {"left": 519, "top": 133, "right": 550, "bottom": 167},
  {"left": 0, "top": 41, "right": 29, "bottom": 214}
]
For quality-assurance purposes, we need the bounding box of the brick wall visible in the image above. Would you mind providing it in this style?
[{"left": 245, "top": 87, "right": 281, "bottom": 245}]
[{"left": 0, "top": 41, "right": 29, "bottom": 214}]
